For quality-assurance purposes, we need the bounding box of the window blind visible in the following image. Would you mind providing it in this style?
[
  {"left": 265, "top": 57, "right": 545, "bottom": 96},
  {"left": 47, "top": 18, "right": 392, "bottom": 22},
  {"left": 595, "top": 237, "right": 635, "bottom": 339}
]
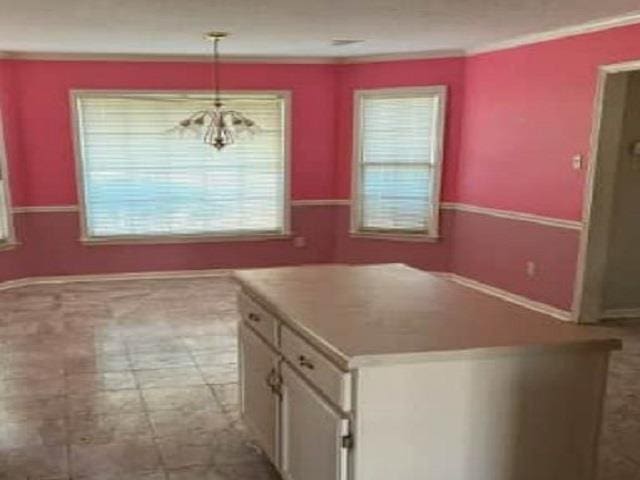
[
  {"left": 356, "top": 90, "right": 444, "bottom": 234},
  {"left": 74, "top": 92, "right": 287, "bottom": 238}
]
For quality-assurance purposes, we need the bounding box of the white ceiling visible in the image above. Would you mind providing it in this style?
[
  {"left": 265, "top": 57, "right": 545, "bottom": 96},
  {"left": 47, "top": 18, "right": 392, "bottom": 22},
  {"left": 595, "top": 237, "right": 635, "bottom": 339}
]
[{"left": 0, "top": 0, "right": 638, "bottom": 58}]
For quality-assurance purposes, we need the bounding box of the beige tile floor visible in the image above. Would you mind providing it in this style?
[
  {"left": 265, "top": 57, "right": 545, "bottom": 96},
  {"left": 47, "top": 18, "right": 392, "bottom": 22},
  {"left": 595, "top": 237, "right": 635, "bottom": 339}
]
[
  {"left": 0, "top": 277, "right": 279, "bottom": 480},
  {"left": 0, "top": 276, "right": 638, "bottom": 479},
  {"left": 597, "top": 318, "right": 640, "bottom": 480}
]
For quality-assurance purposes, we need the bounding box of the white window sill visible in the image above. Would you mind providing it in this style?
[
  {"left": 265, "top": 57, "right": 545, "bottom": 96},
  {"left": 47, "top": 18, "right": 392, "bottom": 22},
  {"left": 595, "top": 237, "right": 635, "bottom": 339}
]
[
  {"left": 0, "top": 240, "right": 20, "bottom": 252},
  {"left": 81, "top": 232, "right": 293, "bottom": 246},
  {"left": 349, "top": 231, "right": 440, "bottom": 243}
]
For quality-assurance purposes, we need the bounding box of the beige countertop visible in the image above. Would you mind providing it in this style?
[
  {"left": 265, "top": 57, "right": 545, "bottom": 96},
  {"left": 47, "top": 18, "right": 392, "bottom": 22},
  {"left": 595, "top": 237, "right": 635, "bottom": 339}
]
[{"left": 234, "top": 264, "right": 621, "bottom": 369}]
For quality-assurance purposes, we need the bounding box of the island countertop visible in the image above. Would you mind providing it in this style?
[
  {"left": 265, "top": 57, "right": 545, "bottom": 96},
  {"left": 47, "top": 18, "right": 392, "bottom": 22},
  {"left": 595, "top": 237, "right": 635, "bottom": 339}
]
[{"left": 233, "top": 264, "right": 621, "bottom": 369}]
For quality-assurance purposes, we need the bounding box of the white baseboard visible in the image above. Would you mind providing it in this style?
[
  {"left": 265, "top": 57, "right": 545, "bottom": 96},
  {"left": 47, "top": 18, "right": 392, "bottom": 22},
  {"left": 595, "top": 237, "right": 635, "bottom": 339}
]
[
  {"left": 600, "top": 308, "right": 640, "bottom": 320},
  {"left": 0, "top": 268, "right": 231, "bottom": 291},
  {"left": 438, "top": 273, "right": 572, "bottom": 321},
  {"left": 0, "top": 267, "right": 573, "bottom": 322}
]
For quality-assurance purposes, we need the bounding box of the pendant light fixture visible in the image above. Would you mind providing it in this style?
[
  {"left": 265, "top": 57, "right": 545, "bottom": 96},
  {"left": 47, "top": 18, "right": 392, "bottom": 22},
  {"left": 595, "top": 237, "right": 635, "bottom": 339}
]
[{"left": 174, "top": 32, "right": 259, "bottom": 150}]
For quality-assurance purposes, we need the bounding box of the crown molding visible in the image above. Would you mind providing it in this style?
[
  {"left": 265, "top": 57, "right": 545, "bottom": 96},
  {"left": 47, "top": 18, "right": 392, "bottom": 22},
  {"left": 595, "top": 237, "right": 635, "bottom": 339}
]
[
  {"left": 0, "top": 51, "right": 337, "bottom": 64},
  {"left": 468, "top": 10, "right": 640, "bottom": 55},
  {"left": 338, "top": 49, "right": 466, "bottom": 64},
  {"left": 0, "top": 49, "right": 466, "bottom": 65}
]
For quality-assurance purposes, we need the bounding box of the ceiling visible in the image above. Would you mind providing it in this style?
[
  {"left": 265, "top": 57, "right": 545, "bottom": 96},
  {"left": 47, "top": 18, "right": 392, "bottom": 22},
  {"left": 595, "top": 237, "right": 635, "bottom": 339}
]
[{"left": 0, "top": 0, "right": 639, "bottom": 58}]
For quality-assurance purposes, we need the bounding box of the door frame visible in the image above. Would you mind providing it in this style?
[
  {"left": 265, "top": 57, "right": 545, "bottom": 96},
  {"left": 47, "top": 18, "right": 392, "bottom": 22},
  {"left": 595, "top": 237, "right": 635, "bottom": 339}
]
[{"left": 572, "top": 59, "right": 640, "bottom": 323}]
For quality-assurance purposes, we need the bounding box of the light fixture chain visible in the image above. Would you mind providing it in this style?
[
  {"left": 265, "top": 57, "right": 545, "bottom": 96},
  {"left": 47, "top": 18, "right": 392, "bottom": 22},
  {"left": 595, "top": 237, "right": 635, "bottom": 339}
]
[{"left": 213, "top": 37, "right": 222, "bottom": 107}]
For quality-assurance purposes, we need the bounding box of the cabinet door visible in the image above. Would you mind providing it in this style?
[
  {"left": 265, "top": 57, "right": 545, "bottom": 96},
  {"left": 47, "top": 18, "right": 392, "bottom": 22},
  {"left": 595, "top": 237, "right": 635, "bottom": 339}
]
[
  {"left": 239, "top": 323, "right": 279, "bottom": 465},
  {"left": 280, "top": 363, "right": 350, "bottom": 480}
]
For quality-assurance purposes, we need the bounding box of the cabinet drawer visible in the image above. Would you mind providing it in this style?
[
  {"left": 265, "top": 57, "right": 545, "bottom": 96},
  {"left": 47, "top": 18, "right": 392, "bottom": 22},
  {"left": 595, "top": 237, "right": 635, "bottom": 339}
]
[
  {"left": 281, "top": 325, "right": 351, "bottom": 412},
  {"left": 238, "top": 292, "right": 279, "bottom": 347}
]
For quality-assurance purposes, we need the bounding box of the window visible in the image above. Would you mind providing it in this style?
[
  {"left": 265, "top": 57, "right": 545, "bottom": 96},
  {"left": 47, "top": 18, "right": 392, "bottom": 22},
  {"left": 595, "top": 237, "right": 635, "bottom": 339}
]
[
  {"left": 73, "top": 91, "right": 289, "bottom": 241},
  {"left": 352, "top": 87, "right": 446, "bottom": 239},
  {"left": 0, "top": 170, "right": 11, "bottom": 243},
  {"left": 0, "top": 117, "right": 14, "bottom": 245}
]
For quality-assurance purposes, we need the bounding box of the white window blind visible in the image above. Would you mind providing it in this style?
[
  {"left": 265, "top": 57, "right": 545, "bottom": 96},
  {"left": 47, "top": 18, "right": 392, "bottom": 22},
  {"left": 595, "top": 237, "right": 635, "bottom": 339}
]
[
  {"left": 74, "top": 92, "right": 288, "bottom": 239},
  {"left": 354, "top": 87, "right": 446, "bottom": 236}
]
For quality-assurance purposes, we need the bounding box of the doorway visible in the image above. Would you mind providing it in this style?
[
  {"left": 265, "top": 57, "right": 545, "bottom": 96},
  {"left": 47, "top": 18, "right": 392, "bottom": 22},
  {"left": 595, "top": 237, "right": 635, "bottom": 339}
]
[{"left": 574, "top": 62, "right": 640, "bottom": 323}]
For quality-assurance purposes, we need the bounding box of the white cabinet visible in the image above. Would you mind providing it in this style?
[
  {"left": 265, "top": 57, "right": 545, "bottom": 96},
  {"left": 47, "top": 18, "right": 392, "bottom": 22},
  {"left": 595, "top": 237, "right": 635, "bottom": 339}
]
[
  {"left": 238, "top": 297, "right": 351, "bottom": 480},
  {"left": 280, "top": 363, "right": 350, "bottom": 480},
  {"left": 239, "top": 323, "right": 279, "bottom": 466},
  {"left": 237, "top": 266, "right": 616, "bottom": 480}
]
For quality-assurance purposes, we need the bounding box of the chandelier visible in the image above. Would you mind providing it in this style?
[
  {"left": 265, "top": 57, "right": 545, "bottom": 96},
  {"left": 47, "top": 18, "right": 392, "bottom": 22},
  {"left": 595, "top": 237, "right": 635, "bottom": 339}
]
[{"left": 174, "top": 32, "right": 259, "bottom": 150}]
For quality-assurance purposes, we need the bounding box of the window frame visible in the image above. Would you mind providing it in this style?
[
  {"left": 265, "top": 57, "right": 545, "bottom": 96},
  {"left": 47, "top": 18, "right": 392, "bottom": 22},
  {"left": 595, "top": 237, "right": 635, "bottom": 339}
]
[
  {"left": 0, "top": 111, "right": 16, "bottom": 250},
  {"left": 70, "top": 89, "right": 292, "bottom": 244},
  {"left": 350, "top": 86, "right": 447, "bottom": 241}
]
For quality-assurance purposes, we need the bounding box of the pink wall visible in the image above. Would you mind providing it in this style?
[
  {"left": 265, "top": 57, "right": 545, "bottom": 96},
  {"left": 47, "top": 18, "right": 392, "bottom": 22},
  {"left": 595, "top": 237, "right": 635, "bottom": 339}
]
[
  {"left": 458, "top": 23, "right": 640, "bottom": 220},
  {"left": 0, "top": 59, "right": 343, "bottom": 282},
  {"left": 449, "top": 211, "right": 580, "bottom": 308},
  {"left": 0, "top": 59, "right": 342, "bottom": 282},
  {"left": 452, "top": 22, "right": 640, "bottom": 309},
  {"left": 1, "top": 59, "right": 338, "bottom": 205},
  {"left": 8, "top": 207, "right": 337, "bottom": 279},
  {"left": 331, "top": 58, "right": 466, "bottom": 270},
  {"left": 3, "top": 22, "right": 640, "bottom": 311},
  {"left": 334, "top": 58, "right": 466, "bottom": 200},
  {"left": 0, "top": 56, "right": 465, "bottom": 282},
  {"left": 0, "top": 61, "right": 26, "bottom": 206}
]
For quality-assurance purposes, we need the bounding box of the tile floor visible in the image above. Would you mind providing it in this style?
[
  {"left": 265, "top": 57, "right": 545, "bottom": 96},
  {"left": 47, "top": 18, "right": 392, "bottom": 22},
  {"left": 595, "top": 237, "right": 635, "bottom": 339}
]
[
  {"left": 597, "top": 318, "right": 640, "bottom": 480},
  {"left": 0, "top": 277, "right": 279, "bottom": 479},
  {"left": 0, "top": 276, "right": 638, "bottom": 479}
]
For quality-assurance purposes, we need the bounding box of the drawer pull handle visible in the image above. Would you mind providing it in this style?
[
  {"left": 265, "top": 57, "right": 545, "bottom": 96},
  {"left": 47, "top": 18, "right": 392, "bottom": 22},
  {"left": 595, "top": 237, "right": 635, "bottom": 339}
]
[
  {"left": 248, "top": 313, "right": 261, "bottom": 323},
  {"left": 298, "top": 355, "right": 315, "bottom": 370}
]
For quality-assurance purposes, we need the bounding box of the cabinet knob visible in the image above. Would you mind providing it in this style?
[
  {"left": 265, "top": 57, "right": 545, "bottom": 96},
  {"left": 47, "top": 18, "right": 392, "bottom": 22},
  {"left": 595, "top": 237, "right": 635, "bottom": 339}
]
[
  {"left": 265, "top": 368, "right": 276, "bottom": 388},
  {"left": 248, "top": 312, "right": 261, "bottom": 322},
  {"left": 298, "top": 355, "right": 315, "bottom": 370}
]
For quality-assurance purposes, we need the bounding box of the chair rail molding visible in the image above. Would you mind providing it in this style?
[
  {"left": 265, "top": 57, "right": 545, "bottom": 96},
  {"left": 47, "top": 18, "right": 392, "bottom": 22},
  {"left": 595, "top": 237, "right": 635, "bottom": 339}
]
[{"left": 440, "top": 202, "right": 582, "bottom": 230}]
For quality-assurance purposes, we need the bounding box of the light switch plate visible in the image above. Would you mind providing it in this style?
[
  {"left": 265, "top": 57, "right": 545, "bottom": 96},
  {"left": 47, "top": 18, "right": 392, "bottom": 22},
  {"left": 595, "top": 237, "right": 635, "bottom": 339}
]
[{"left": 572, "top": 154, "right": 584, "bottom": 170}]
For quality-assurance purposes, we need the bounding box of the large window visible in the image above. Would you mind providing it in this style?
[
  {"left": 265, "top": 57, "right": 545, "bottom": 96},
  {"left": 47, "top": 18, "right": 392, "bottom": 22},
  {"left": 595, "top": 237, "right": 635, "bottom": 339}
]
[
  {"left": 352, "top": 87, "right": 446, "bottom": 239},
  {"left": 73, "top": 91, "right": 289, "bottom": 241}
]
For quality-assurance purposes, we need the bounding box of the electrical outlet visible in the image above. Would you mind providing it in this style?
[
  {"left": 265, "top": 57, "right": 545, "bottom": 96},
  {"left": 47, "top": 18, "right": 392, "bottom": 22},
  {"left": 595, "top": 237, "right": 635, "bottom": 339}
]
[
  {"left": 526, "top": 261, "right": 536, "bottom": 278},
  {"left": 293, "top": 236, "right": 306, "bottom": 248}
]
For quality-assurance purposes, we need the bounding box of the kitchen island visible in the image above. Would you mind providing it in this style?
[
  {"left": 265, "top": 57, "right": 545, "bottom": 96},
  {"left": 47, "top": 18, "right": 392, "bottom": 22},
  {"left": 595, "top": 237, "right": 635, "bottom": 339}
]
[{"left": 234, "top": 264, "right": 620, "bottom": 480}]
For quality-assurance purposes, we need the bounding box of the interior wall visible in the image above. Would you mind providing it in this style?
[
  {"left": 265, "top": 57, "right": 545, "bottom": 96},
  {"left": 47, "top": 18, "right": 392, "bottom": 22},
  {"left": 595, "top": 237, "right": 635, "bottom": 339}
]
[
  {"left": 1, "top": 21, "right": 640, "bottom": 313},
  {"left": 602, "top": 70, "right": 640, "bottom": 312},
  {"left": 0, "top": 59, "right": 341, "bottom": 282},
  {"left": 452, "top": 22, "right": 640, "bottom": 311},
  {"left": 0, "top": 60, "right": 28, "bottom": 283},
  {"left": 4, "top": 59, "right": 339, "bottom": 205},
  {"left": 331, "top": 58, "right": 466, "bottom": 272},
  {"left": 0, "top": 56, "right": 466, "bottom": 282}
]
